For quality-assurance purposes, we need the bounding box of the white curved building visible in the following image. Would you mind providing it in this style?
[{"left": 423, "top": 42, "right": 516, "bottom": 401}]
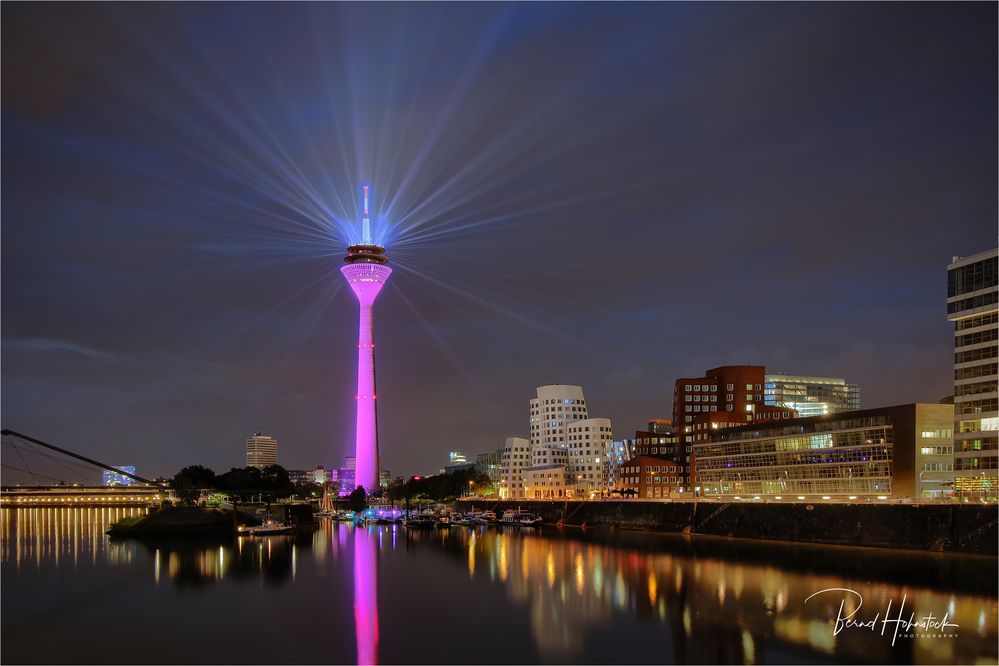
[
  {"left": 497, "top": 385, "right": 613, "bottom": 499},
  {"left": 531, "top": 385, "right": 588, "bottom": 445},
  {"left": 498, "top": 437, "right": 531, "bottom": 499},
  {"left": 566, "top": 418, "right": 613, "bottom": 493}
]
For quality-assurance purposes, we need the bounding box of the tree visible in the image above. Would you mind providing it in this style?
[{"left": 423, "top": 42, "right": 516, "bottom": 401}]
[
  {"left": 347, "top": 486, "right": 367, "bottom": 512},
  {"left": 259, "top": 464, "right": 292, "bottom": 494},
  {"left": 172, "top": 465, "right": 216, "bottom": 505}
]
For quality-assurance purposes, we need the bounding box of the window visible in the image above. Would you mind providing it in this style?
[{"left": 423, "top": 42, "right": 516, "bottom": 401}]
[
  {"left": 746, "top": 384, "right": 753, "bottom": 390},
  {"left": 726, "top": 384, "right": 734, "bottom": 391}
]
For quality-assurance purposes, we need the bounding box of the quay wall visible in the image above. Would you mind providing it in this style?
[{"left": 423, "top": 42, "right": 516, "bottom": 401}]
[{"left": 455, "top": 500, "right": 998, "bottom": 556}]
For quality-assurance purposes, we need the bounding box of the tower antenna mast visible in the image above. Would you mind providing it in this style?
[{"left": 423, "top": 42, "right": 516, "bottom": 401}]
[{"left": 362, "top": 185, "right": 372, "bottom": 245}]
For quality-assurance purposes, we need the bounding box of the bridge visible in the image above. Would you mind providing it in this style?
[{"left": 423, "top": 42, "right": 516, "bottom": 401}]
[{"left": 1, "top": 485, "right": 166, "bottom": 507}]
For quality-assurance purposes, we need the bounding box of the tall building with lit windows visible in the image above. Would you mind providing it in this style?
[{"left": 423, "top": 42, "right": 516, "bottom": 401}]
[
  {"left": 948, "top": 248, "right": 998, "bottom": 500},
  {"left": 245, "top": 432, "right": 278, "bottom": 468}
]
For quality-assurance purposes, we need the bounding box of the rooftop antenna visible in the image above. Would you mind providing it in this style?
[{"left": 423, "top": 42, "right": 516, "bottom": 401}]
[{"left": 362, "top": 185, "right": 372, "bottom": 245}]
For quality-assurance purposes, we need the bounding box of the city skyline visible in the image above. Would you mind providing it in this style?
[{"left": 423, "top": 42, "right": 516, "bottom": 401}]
[{"left": 2, "top": 3, "right": 997, "bottom": 481}]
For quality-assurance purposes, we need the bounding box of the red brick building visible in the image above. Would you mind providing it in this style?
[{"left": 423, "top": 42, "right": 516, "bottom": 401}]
[
  {"left": 673, "top": 366, "right": 797, "bottom": 491},
  {"left": 617, "top": 454, "right": 686, "bottom": 499},
  {"left": 617, "top": 367, "right": 797, "bottom": 499}
]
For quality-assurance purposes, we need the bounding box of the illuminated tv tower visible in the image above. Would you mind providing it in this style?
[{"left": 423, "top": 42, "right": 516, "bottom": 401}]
[{"left": 340, "top": 185, "right": 391, "bottom": 494}]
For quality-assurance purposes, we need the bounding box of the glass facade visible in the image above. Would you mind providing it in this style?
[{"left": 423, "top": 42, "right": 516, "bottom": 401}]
[
  {"left": 763, "top": 375, "right": 860, "bottom": 417},
  {"left": 948, "top": 249, "right": 999, "bottom": 501},
  {"left": 695, "top": 417, "right": 893, "bottom": 496}
]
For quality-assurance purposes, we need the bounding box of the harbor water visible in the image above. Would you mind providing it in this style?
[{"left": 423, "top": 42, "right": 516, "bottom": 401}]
[{"left": 1, "top": 507, "right": 996, "bottom": 664}]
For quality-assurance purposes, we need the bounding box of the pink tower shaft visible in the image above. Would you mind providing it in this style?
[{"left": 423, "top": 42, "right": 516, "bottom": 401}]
[{"left": 341, "top": 263, "right": 392, "bottom": 493}]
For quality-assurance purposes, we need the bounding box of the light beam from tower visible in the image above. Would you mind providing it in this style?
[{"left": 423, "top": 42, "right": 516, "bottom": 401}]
[{"left": 341, "top": 185, "right": 391, "bottom": 494}]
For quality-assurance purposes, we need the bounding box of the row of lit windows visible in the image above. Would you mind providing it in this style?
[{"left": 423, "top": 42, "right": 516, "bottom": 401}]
[
  {"left": 921, "top": 463, "right": 953, "bottom": 471},
  {"left": 956, "top": 345, "right": 999, "bottom": 364},
  {"left": 681, "top": 383, "right": 762, "bottom": 393},
  {"left": 958, "top": 417, "right": 999, "bottom": 433},
  {"left": 702, "top": 478, "right": 891, "bottom": 495},
  {"left": 622, "top": 464, "right": 680, "bottom": 474},
  {"left": 919, "top": 446, "right": 953, "bottom": 455},
  {"left": 620, "top": 476, "right": 685, "bottom": 485}
]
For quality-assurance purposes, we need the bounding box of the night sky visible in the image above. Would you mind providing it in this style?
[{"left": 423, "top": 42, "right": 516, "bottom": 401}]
[{"left": 2, "top": 3, "right": 996, "bottom": 482}]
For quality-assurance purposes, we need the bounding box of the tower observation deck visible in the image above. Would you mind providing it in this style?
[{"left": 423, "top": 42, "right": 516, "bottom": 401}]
[{"left": 340, "top": 186, "right": 391, "bottom": 494}]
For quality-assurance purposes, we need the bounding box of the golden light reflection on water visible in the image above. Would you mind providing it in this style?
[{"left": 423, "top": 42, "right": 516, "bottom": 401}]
[
  {"left": 0, "top": 506, "right": 147, "bottom": 570},
  {"left": 443, "top": 528, "right": 998, "bottom": 664},
  {"left": 2, "top": 509, "right": 997, "bottom": 665}
]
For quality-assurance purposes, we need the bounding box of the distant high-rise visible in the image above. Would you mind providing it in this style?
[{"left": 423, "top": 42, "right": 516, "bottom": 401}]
[
  {"left": 341, "top": 185, "right": 391, "bottom": 493},
  {"left": 764, "top": 374, "right": 860, "bottom": 417},
  {"left": 948, "top": 248, "right": 998, "bottom": 501},
  {"left": 245, "top": 433, "right": 278, "bottom": 468}
]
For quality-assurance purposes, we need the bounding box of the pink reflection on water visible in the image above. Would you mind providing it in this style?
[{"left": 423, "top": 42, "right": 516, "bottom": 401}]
[{"left": 354, "top": 527, "right": 379, "bottom": 665}]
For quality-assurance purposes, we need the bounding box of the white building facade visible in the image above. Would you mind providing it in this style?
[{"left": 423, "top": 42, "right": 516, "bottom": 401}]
[
  {"left": 500, "top": 385, "right": 613, "bottom": 499},
  {"left": 499, "top": 437, "right": 531, "bottom": 499}
]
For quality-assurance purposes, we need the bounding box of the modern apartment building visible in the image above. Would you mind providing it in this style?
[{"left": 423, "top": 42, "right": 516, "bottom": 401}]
[
  {"left": 948, "top": 248, "right": 998, "bottom": 501},
  {"left": 245, "top": 432, "right": 278, "bottom": 468},
  {"left": 692, "top": 403, "right": 954, "bottom": 500},
  {"left": 764, "top": 374, "right": 860, "bottom": 417}
]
